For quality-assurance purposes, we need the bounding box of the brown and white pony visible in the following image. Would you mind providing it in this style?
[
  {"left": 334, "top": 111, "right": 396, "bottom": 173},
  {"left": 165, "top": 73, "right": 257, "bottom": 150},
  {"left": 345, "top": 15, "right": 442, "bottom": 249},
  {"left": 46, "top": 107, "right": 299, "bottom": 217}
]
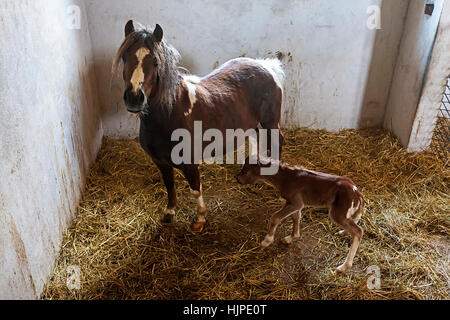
[{"left": 113, "top": 21, "right": 285, "bottom": 232}]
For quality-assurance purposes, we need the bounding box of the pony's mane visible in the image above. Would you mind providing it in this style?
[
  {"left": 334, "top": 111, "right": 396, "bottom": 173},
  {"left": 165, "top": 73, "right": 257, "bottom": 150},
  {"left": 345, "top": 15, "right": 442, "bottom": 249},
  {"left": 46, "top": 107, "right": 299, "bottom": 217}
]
[{"left": 112, "top": 27, "right": 181, "bottom": 111}]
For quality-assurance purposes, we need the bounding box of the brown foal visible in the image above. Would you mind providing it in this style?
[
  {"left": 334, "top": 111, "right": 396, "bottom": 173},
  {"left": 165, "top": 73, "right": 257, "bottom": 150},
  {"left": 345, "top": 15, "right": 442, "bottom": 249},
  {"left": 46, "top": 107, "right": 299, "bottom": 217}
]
[{"left": 237, "top": 158, "right": 365, "bottom": 273}]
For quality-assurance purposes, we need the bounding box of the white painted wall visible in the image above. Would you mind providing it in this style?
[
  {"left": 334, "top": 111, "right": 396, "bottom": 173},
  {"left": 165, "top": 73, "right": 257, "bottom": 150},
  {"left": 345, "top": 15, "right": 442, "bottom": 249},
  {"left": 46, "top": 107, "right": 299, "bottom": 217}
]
[
  {"left": 384, "top": 0, "right": 445, "bottom": 147},
  {"left": 361, "top": 0, "right": 409, "bottom": 127},
  {"left": 85, "top": 0, "right": 409, "bottom": 138},
  {"left": 0, "top": 0, "right": 103, "bottom": 299}
]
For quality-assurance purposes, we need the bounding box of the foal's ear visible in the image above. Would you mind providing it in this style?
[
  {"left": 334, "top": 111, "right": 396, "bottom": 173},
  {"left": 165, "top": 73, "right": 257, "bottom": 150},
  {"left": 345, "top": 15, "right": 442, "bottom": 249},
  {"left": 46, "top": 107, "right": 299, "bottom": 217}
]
[
  {"left": 125, "top": 20, "right": 135, "bottom": 37},
  {"left": 154, "top": 24, "right": 163, "bottom": 43}
]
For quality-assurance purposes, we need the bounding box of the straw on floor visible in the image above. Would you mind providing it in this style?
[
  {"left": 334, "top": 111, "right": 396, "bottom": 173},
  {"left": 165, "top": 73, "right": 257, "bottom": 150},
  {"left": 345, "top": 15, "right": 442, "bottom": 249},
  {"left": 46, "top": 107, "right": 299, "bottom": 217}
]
[{"left": 42, "top": 128, "right": 449, "bottom": 300}]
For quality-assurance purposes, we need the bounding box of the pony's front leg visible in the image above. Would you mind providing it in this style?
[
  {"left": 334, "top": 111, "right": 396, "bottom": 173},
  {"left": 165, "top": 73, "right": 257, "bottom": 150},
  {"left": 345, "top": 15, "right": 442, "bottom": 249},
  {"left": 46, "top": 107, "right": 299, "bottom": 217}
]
[
  {"left": 156, "top": 163, "right": 177, "bottom": 224},
  {"left": 182, "top": 165, "right": 207, "bottom": 233}
]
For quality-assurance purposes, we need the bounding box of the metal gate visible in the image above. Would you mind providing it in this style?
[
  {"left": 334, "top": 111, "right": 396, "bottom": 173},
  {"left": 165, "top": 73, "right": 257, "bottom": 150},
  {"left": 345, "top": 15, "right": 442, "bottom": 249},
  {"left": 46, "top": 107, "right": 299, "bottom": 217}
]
[{"left": 430, "top": 78, "right": 450, "bottom": 165}]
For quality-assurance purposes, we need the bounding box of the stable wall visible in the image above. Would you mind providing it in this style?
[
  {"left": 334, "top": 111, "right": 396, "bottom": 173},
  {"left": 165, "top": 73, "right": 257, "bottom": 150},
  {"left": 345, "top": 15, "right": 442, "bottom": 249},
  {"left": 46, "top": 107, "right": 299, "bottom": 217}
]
[
  {"left": 0, "top": 0, "right": 103, "bottom": 299},
  {"left": 407, "top": 0, "right": 450, "bottom": 152},
  {"left": 384, "top": 0, "right": 445, "bottom": 147},
  {"left": 85, "top": 0, "right": 409, "bottom": 138}
]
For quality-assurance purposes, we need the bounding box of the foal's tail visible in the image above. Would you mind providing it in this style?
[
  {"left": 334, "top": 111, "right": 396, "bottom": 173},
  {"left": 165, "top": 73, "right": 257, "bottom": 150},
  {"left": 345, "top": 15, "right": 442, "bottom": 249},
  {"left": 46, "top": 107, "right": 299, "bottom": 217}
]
[{"left": 354, "top": 189, "right": 366, "bottom": 223}]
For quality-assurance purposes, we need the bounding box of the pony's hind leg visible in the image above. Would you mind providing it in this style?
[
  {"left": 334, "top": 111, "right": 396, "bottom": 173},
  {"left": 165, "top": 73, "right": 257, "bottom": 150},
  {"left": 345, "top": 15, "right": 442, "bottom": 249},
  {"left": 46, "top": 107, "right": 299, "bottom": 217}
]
[
  {"left": 182, "top": 165, "right": 207, "bottom": 233},
  {"left": 156, "top": 163, "right": 177, "bottom": 224},
  {"left": 259, "top": 102, "right": 284, "bottom": 158}
]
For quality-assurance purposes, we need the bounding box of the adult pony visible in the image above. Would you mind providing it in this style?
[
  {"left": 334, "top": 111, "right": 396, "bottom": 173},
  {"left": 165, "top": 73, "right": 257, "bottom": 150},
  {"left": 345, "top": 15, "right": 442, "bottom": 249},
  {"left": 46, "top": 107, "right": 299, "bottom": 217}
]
[{"left": 113, "top": 21, "right": 285, "bottom": 232}]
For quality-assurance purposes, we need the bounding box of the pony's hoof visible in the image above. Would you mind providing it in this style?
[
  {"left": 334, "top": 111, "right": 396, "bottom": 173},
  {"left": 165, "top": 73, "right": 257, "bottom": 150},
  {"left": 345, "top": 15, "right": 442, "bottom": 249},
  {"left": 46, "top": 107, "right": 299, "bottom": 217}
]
[
  {"left": 161, "top": 214, "right": 175, "bottom": 224},
  {"left": 191, "top": 221, "right": 206, "bottom": 233}
]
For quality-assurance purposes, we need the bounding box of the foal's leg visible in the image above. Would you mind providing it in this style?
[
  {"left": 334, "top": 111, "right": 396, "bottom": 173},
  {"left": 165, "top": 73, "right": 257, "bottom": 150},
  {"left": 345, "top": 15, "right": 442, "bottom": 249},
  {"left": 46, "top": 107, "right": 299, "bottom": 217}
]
[
  {"left": 281, "top": 208, "right": 303, "bottom": 245},
  {"left": 182, "top": 165, "right": 207, "bottom": 233},
  {"left": 262, "top": 203, "right": 301, "bottom": 248},
  {"left": 336, "top": 220, "right": 363, "bottom": 273},
  {"left": 156, "top": 163, "right": 177, "bottom": 224},
  {"left": 336, "top": 201, "right": 363, "bottom": 237},
  {"left": 329, "top": 202, "right": 364, "bottom": 273}
]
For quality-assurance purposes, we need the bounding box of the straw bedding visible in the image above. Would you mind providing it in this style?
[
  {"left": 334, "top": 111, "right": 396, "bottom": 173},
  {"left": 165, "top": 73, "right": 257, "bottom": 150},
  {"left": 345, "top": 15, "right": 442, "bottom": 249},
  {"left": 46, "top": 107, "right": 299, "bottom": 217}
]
[{"left": 42, "top": 128, "right": 449, "bottom": 300}]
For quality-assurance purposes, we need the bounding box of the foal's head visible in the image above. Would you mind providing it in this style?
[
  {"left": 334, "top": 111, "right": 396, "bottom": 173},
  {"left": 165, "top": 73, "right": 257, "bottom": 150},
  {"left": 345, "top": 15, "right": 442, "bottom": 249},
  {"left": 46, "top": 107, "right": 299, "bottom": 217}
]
[
  {"left": 237, "top": 154, "right": 281, "bottom": 184},
  {"left": 114, "top": 20, "right": 181, "bottom": 114},
  {"left": 236, "top": 156, "right": 265, "bottom": 185}
]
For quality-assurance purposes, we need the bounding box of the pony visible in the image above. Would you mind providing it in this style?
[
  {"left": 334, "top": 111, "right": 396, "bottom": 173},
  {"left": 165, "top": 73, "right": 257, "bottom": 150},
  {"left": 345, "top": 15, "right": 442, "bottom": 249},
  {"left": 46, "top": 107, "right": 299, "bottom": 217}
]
[{"left": 113, "top": 21, "right": 285, "bottom": 232}]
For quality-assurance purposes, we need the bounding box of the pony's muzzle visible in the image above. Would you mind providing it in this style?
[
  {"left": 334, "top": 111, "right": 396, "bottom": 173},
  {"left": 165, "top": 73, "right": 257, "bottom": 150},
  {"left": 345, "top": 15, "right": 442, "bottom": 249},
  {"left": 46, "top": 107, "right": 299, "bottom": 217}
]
[{"left": 124, "top": 88, "right": 145, "bottom": 113}]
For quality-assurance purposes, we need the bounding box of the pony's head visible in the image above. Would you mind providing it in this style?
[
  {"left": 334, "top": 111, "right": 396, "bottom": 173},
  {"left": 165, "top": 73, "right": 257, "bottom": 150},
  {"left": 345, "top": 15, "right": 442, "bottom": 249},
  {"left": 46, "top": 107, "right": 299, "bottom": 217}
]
[{"left": 113, "top": 20, "right": 180, "bottom": 114}]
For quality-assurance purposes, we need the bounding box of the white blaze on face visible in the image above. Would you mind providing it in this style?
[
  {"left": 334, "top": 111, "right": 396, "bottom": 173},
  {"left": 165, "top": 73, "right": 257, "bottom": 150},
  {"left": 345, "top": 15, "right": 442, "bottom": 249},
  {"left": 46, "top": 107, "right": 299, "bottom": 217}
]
[{"left": 131, "top": 47, "right": 151, "bottom": 93}]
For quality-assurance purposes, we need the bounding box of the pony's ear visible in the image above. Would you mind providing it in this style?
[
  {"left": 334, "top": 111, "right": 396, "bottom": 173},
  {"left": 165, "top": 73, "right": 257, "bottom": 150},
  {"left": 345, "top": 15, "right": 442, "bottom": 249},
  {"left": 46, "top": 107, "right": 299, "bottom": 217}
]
[
  {"left": 154, "top": 24, "right": 163, "bottom": 43},
  {"left": 125, "top": 20, "right": 135, "bottom": 37}
]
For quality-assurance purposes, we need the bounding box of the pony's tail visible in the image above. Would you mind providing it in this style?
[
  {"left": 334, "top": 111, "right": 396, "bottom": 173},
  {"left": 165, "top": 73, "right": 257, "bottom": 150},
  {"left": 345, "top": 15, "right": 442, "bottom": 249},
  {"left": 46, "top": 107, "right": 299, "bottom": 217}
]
[{"left": 257, "top": 59, "right": 286, "bottom": 91}]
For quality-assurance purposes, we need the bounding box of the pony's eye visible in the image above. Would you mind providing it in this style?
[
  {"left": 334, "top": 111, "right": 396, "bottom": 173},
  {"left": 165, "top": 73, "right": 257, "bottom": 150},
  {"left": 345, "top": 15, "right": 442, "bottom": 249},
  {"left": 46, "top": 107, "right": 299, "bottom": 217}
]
[
  {"left": 154, "top": 58, "right": 158, "bottom": 67},
  {"left": 122, "top": 56, "right": 126, "bottom": 63}
]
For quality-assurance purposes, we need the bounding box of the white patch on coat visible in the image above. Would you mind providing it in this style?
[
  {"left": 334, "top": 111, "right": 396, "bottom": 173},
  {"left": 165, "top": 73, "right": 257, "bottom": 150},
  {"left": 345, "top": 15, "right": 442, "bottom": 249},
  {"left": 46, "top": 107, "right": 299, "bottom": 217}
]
[
  {"left": 131, "top": 47, "right": 150, "bottom": 93},
  {"left": 190, "top": 186, "right": 206, "bottom": 214},
  {"left": 183, "top": 75, "right": 202, "bottom": 84},
  {"left": 183, "top": 77, "right": 198, "bottom": 116},
  {"left": 346, "top": 201, "right": 360, "bottom": 219},
  {"left": 255, "top": 59, "right": 285, "bottom": 92},
  {"left": 190, "top": 187, "right": 201, "bottom": 198},
  {"left": 165, "top": 208, "right": 176, "bottom": 215},
  {"left": 197, "top": 195, "right": 206, "bottom": 212}
]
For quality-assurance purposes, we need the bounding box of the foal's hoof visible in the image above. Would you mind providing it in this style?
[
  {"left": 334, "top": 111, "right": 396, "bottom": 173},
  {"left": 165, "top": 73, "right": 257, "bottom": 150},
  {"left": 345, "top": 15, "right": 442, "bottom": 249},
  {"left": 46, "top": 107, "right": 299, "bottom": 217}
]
[
  {"left": 161, "top": 214, "right": 175, "bottom": 224},
  {"left": 261, "top": 236, "right": 274, "bottom": 248},
  {"left": 281, "top": 235, "right": 299, "bottom": 245},
  {"left": 191, "top": 221, "right": 206, "bottom": 233},
  {"left": 336, "top": 264, "right": 351, "bottom": 274},
  {"left": 336, "top": 230, "right": 348, "bottom": 237}
]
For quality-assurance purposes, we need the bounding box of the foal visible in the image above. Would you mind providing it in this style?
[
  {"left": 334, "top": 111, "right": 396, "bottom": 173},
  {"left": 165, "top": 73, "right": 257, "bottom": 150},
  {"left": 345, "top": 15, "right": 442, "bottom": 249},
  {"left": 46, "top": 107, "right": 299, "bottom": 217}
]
[{"left": 237, "top": 158, "right": 365, "bottom": 273}]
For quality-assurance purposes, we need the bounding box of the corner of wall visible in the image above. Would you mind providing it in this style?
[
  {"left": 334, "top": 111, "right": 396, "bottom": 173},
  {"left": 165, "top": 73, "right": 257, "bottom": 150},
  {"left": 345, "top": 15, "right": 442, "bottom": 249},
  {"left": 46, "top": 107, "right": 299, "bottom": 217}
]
[{"left": 383, "top": 0, "right": 445, "bottom": 149}]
